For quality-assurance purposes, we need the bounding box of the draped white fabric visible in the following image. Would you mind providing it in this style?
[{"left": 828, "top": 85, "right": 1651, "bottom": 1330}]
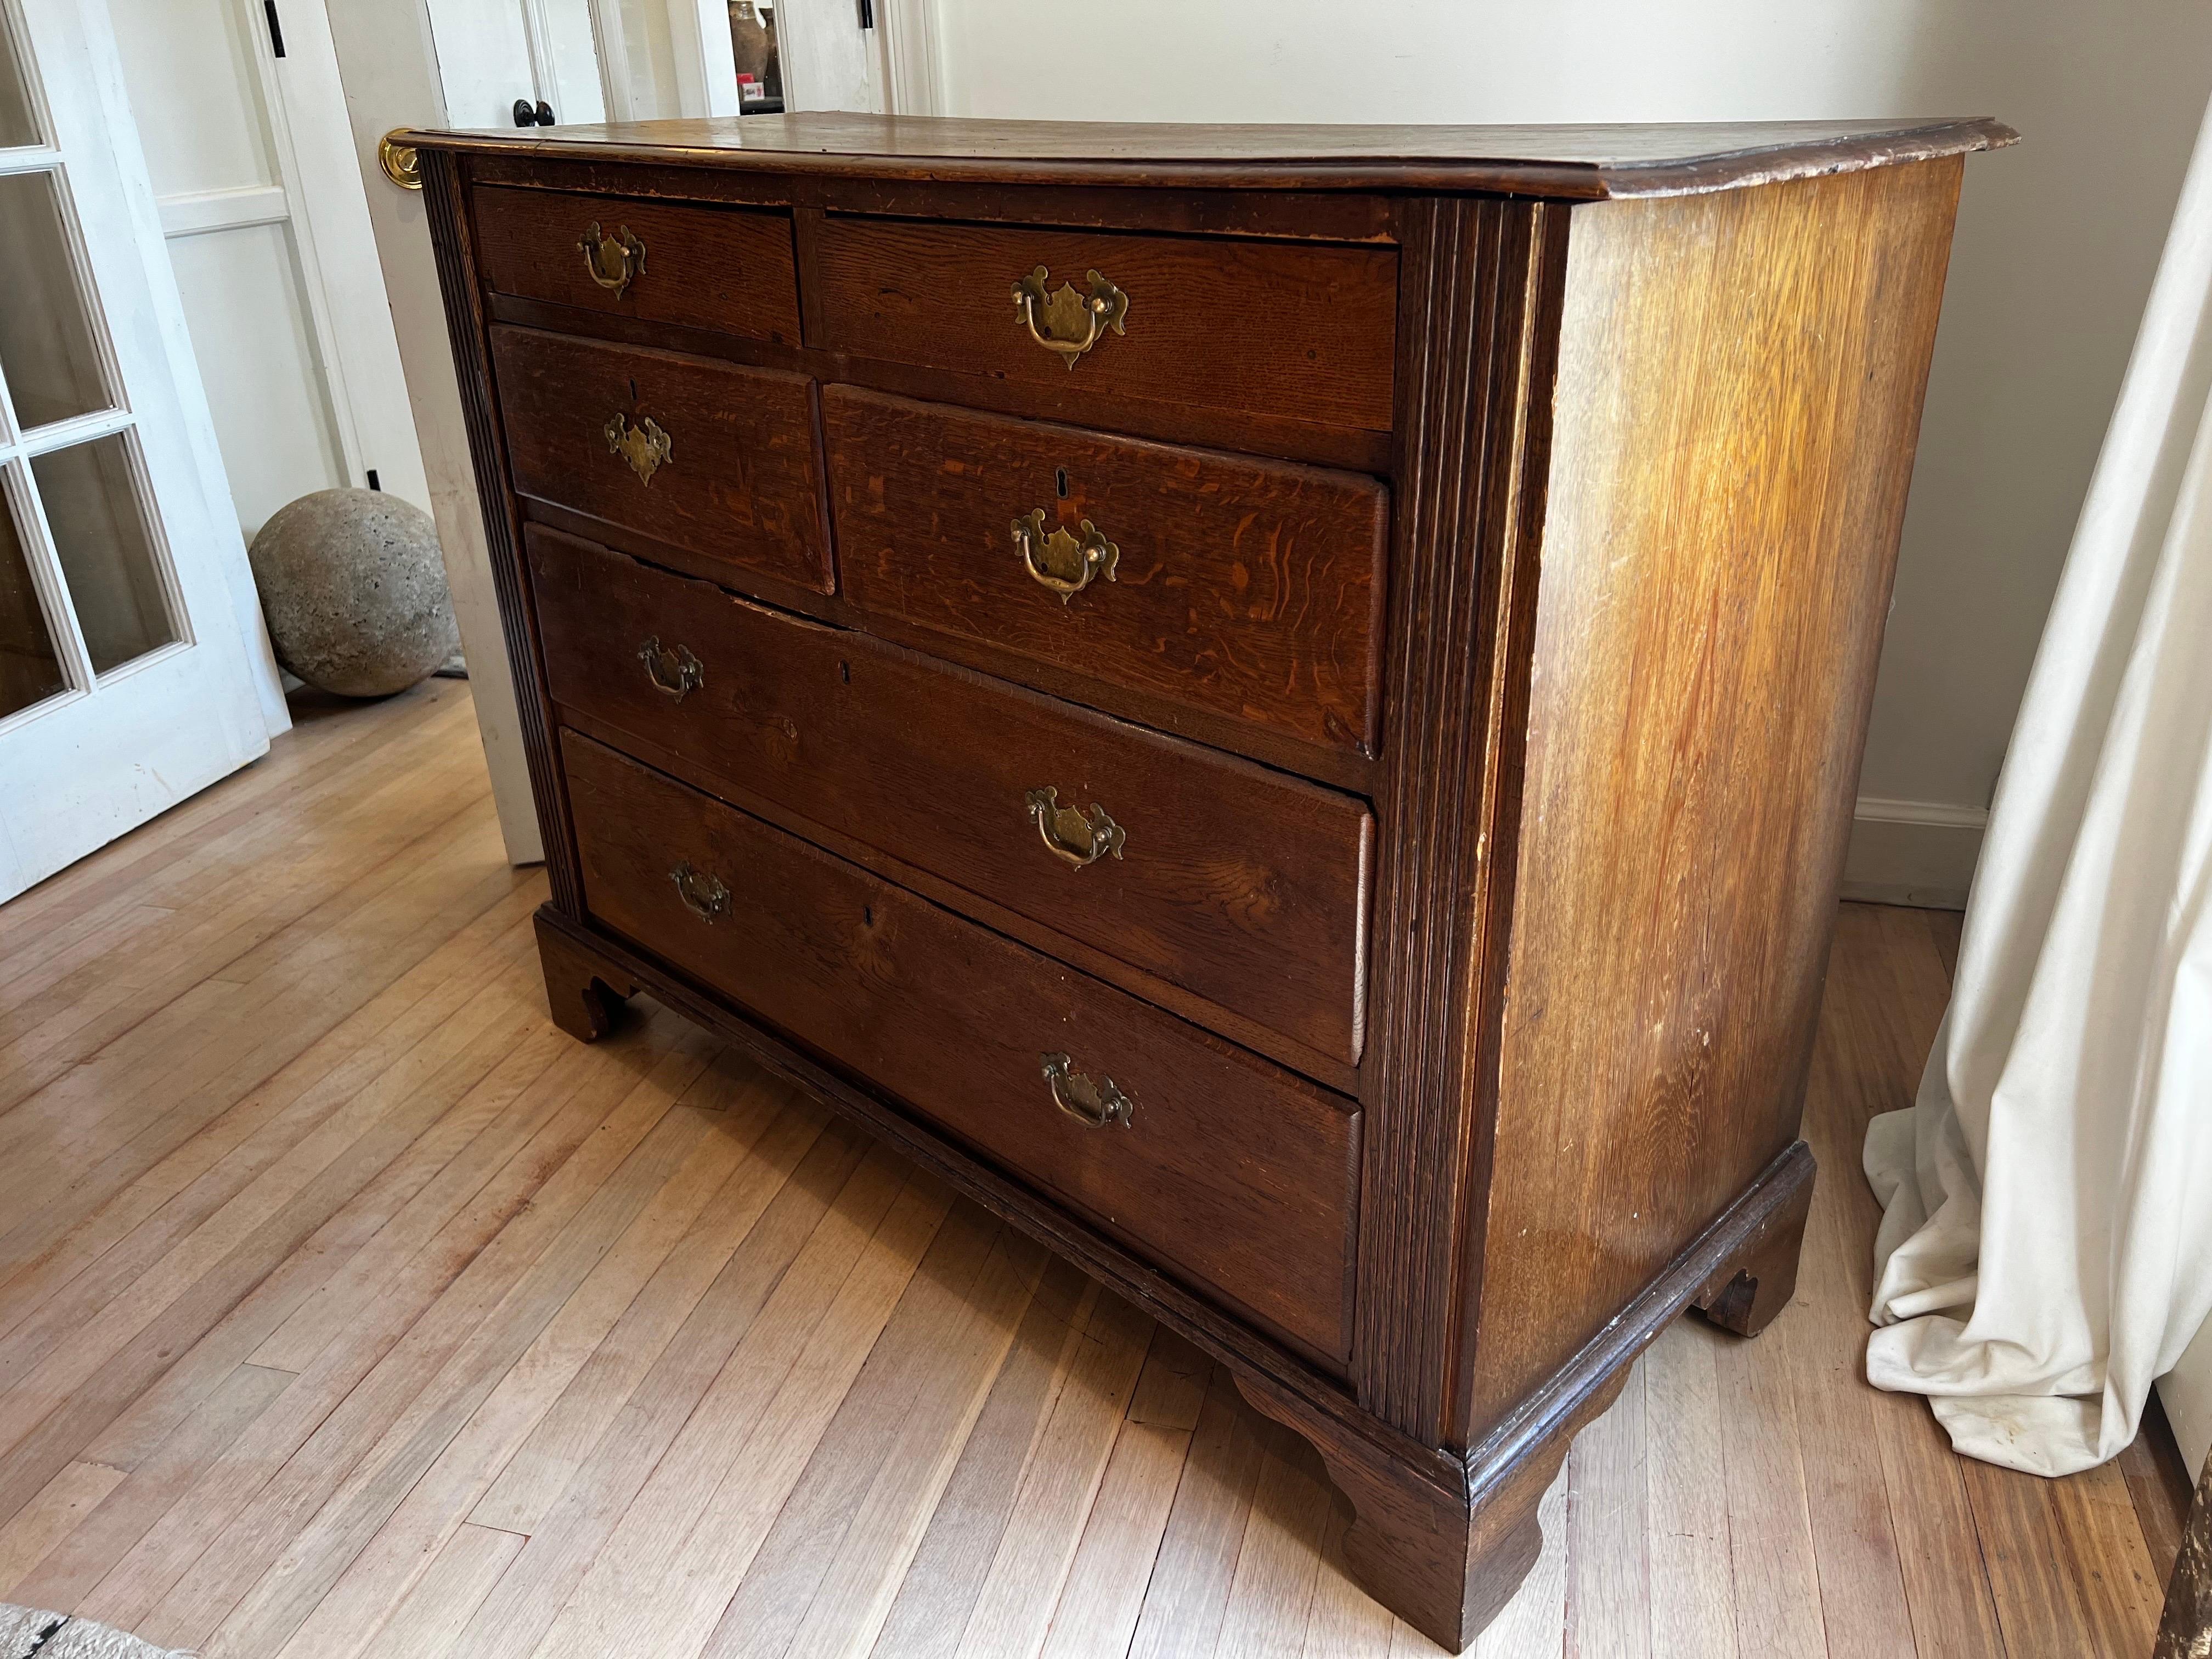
[{"left": 1863, "top": 93, "right": 2212, "bottom": 1478}]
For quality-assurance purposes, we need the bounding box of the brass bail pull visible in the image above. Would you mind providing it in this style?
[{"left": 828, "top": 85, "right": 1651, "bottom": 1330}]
[
  {"left": 638, "top": 636, "right": 703, "bottom": 701},
  {"left": 1024, "top": 787, "right": 1125, "bottom": 868},
  {"left": 1011, "top": 509, "right": 1117, "bottom": 602},
  {"left": 1040, "top": 1052, "right": 1135, "bottom": 1129},
  {"left": 579, "top": 221, "right": 646, "bottom": 295},
  {"left": 1011, "top": 266, "right": 1127, "bottom": 368}
]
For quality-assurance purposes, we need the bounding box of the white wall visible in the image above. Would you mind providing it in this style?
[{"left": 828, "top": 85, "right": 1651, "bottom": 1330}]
[{"left": 925, "top": 0, "right": 2212, "bottom": 907}]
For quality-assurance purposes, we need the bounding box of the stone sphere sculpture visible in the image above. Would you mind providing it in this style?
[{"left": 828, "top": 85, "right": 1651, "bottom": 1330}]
[{"left": 249, "top": 489, "right": 460, "bottom": 698}]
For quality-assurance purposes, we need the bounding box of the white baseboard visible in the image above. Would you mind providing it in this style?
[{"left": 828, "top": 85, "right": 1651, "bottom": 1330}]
[{"left": 1841, "top": 796, "right": 1988, "bottom": 911}]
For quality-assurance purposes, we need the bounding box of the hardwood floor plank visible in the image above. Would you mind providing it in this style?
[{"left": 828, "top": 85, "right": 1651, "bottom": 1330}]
[
  {"left": 263, "top": 1092, "right": 764, "bottom": 1659},
  {"left": 698, "top": 1199, "right": 1011, "bottom": 1659},
  {"left": 10, "top": 1364, "right": 295, "bottom": 1609},
  {"left": 447, "top": 1118, "right": 867, "bottom": 1659},
  {"left": 870, "top": 1260, "right": 1099, "bottom": 1659},
  {"left": 1643, "top": 1324, "right": 1736, "bottom": 1659},
  {"left": 1961, "top": 1459, "right": 2103, "bottom": 1658},
  {"left": 1126, "top": 1365, "right": 1271, "bottom": 1659},
  {"left": 527, "top": 1165, "right": 952, "bottom": 1659},
  {"left": 364, "top": 1522, "right": 526, "bottom": 1659},
  {"left": 764, "top": 1230, "right": 1054, "bottom": 1659},
  {"left": 1565, "top": 1354, "right": 1651, "bottom": 1659},
  {"left": 1038, "top": 1417, "right": 1199, "bottom": 1659},
  {"left": 1211, "top": 1422, "right": 1338, "bottom": 1659},
  {"left": 466, "top": 1074, "right": 812, "bottom": 1534},
  {"left": 955, "top": 1288, "right": 1155, "bottom": 1659},
  {"left": 1295, "top": 1496, "right": 1396, "bottom": 1658},
  {"left": 2051, "top": 1455, "right": 2168, "bottom": 1658},
  {"left": 0, "top": 1463, "right": 125, "bottom": 1600},
  {"left": 198, "top": 1047, "right": 720, "bottom": 1659},
  {"left": 2120, "top": 1395, "right": 2197, "bottom": 1586},
  {"left": 105, "top": 1011, "right": 695, "bottom": 1651},
  {"left": 1711, "top": 1327, "right": 1826, "bottom": 1656}
]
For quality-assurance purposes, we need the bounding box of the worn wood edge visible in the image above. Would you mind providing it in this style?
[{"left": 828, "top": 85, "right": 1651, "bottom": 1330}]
[
  {"left": 399, "top": 118, "right": 2015, "bottom": 199},
  {"left": 1463, "top": 1139, "right": 1817, "bottom": 1497},
  {"left": 528, "top": 902, "right": 1461, "bottom": 1492},
  {"left": 420, "top": 150, "right": 586, "bottom": 916}
]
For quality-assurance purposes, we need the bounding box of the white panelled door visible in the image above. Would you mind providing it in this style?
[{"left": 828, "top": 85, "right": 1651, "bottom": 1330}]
[{"left": 0, "top": 0, "right": 283, "bottom": 900}]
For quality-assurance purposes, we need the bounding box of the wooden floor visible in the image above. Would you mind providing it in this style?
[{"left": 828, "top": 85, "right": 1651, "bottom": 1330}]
[{"left": 0, "top": 680, "right": 2188, "bottom": 1659}]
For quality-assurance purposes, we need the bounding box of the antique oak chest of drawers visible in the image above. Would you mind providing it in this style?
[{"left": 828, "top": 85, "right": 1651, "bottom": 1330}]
[{"left": 410, "top": 114, "right": 2010, "bottom": 1649}]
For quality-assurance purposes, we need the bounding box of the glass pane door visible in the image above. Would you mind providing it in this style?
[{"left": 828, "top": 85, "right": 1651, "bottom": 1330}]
[{"left": 0, "top": 8, "right": 185, "bottom": 734}]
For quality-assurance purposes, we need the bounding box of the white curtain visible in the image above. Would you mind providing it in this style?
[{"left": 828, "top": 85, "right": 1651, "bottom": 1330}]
[{"left": 1863, "top": 92, "right": 2212, "bottom": 1479}]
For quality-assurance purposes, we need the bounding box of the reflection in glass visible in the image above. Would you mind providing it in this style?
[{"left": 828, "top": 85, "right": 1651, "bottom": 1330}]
[
  {"left": 0, "top": 482, "right": 66, "bottom": 717},
  {"left": 0, "top": 171, "right": 110, "bottom": 429},
  {"left": 32, "top": 434, "right": 176, "bottom": 674},
  {"left": 0, "top": 12, "right": 37, "bottom": 149}
]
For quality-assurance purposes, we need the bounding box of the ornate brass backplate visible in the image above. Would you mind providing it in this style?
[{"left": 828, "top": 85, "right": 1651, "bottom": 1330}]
[
  {"left": 1024, "top": 787, "right": 1125, "bottom": 868},
  {"left": 605, "top": 414, "right": 673, "bottom": 486},
  {"left": 1011, "top": 509, "right": 1117, "bottom": 602},
  {"left": 1011, "top": 266, "right": 1127, "bottom": 368},
  {"left": 578, "top": 221, "right": 646, "bottom": 295},
  {"left": 1040, "top": 1052, "right": 1135, "bottom": 1128},
  {"left": 669, "top": 861, "right": 731, "bottom": 922}
]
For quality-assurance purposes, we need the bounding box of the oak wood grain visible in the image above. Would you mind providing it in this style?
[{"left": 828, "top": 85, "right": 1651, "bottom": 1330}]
[
  {"left": 823, "top": 387, "right": 1389, "bottom": 763},
  {"left": 471, "top": 185, "right": 801, "bottom": 344},
  {"left": 812, "top": 217, "right": 1397, "bottom": 433},
  {"left": 528, "top": 527, "right": 1373, "bottom": 1071},
  {"left": 1463, "top": 159, "right": 1967, "bottom": 1436},
  {"left": 488, "top": 324, "right": 831, "bottom": 594},
  {"left": 561, "top": 731, "right": 1362, "bottom": 1363}
]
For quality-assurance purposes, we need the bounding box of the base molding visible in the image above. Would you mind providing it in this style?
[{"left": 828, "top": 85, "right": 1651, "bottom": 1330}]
[{"left": 1238, "top": 1141, "right": 1817, "bottom": 1651}]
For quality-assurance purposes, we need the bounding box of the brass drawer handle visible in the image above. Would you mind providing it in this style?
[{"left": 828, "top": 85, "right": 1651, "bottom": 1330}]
[
  {"left": 670, "top": 861, "right": 730, "bottom": 922},
  {"left": 605, "top": 413, "right": 672, "bottom": 485},
  {"left": 1011, "top": 509, "right": 1117, "bottom": 602},
  {"left": 579, "top": 221, "right": 646, "bottom": 295},
  {"left": 638, "top": 636, "right": 702, "bottom": 701},
  {"left": 1041, "top": 1052, "right": 1133, "bottom": 1129},
  {"left": 1025, "top": 787, "right": 1124, "bottom": 868},
  {"left": 1011, "top": 265, "right": 1127, "bottom": 368}
]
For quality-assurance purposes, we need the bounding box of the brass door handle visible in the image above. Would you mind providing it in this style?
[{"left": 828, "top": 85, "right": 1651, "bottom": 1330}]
[
  {"left": 376, "top": 132, "right": 422, "bottom": 191},
  {"left": 1041, "top": 1052, "right": 1134, "bottom": 1128},
  {"left": 1011, "top": 509, "right": 1116, "bottom": 602},
  {"left": 1025, "top": 787, "right": 1124, "bottom": 868},
  {"left": 579, "top": 221, "right": 646, "bottom": 295},
  {"left": 670, "top": 861, "right": 730, "bottom": 921},
  {"left": 638, "top": 636, "right": 702, "bottom": 701},
  {"left": 606, "top": 413, "right": 672, "bottom": 485},
  {"left": 1011, "top": 265, "right": 1127, "bottom": 368}
]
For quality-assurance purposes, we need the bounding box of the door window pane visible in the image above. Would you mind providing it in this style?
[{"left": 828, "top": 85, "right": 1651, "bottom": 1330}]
[
  {"left": 0, "top": 486, "right": 65, "bottom": 716},
  {"left": 32, "top": 433, "right": 176, "bottom": 674},
  {"left": 0, "top": 13, "right": 36, "bottom": 149},
  {"left": 0, "top": 171, "right": 110, "bottom": 429}
]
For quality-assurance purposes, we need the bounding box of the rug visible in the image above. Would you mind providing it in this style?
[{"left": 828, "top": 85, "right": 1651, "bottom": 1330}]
[{"left": 0, "top": 1607, "right": 188, "bottom": 1659}]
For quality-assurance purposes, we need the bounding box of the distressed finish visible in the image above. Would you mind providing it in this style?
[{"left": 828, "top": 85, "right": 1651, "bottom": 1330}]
[{"left": 411, "top": 114, "right": 2010, "bottom": 1650}]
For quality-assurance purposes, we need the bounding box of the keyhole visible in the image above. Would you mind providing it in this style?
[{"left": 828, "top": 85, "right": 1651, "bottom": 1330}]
[
  {"left": 838, "top": 660, "right": 850, "bottom": 684},
  {"left": 1055, "top": 468, "right": 1069, "bottom": 499},
  {"left": 628, "top": 377, "right": 639, "bottom": 402},
  {"left": 862, "top": 904, "right": 874, "bottom": 927}
]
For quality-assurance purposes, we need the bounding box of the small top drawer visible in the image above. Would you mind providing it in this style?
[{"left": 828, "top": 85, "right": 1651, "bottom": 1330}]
[
  {"left": 812, "top": 216, "right": 1397, "bottom": 434},
  {"left": 472, "top": 186, "right": 801, "bottom": 345}
]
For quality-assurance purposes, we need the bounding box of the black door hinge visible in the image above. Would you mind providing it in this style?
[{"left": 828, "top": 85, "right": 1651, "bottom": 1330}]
[{"left": 263, "top": 0, "right": 286, "bottom": 57}]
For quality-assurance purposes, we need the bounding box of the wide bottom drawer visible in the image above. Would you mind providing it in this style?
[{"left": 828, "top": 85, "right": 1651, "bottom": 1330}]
[{"left": 561, "top": 729, "right": 1359, "bottom": 1364}]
